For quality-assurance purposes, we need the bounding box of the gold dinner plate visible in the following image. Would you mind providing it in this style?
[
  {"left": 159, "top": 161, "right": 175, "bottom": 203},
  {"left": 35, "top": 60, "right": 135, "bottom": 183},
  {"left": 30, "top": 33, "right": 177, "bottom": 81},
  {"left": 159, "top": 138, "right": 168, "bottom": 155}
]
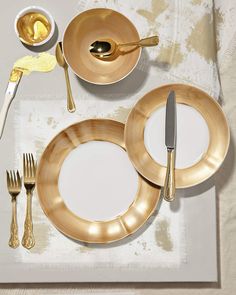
[
  {"left": 63, "top": 8, "right": 141, "bottom": 85},
  {"left": 125, "top": 84, "right": 230, "bottom": 188},
  {"left": 37, "top": 119, "right": 160, "bottom": 243}
]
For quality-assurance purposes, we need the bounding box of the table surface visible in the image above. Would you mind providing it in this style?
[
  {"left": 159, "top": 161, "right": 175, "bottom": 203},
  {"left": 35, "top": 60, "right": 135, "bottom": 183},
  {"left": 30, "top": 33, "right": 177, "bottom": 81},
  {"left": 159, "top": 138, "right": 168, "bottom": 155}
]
[
  {"left": 0, "top": 48, "right": 235, "bottom": 295},
  {"left": 1, "top": 0, "right": 236, "bottom": 294}
]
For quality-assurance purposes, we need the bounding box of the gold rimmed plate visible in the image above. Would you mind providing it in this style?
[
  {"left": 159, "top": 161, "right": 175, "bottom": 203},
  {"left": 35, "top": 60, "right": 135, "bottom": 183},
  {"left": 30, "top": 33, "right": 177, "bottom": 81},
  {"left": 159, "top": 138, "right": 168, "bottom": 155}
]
[
  {"left": 63, "top": 8, "right": 141, "bottom": 85},
  {"left": 125, "top": 84, "right": 230, "bottom": 188},
  {"left": 37, "top": 119, "right": 160, "bottom": 243}
]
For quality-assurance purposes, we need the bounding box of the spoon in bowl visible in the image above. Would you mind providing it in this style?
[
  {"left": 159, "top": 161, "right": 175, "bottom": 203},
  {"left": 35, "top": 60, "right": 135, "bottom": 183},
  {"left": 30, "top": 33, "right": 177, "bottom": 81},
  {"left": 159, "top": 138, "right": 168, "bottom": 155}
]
[{"left": 89, "top": 36, "right": 159, "bottom": 59}]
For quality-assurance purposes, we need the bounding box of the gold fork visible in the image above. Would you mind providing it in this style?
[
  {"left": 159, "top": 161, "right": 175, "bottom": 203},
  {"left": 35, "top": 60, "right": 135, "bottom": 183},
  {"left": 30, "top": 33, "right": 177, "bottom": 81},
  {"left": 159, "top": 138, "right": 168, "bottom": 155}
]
[
  {"left": 6, "top": 170, "right": 22, "bottom": 249},
  {"left": 22, "top": 153, "right": 37, "bottom": 249}
]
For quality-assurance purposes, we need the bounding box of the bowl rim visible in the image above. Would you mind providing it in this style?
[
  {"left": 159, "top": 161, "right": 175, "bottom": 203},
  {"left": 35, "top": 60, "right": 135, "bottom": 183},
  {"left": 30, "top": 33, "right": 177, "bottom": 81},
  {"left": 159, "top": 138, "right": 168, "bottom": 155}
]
[
  {"left": 62, "top": 8, "right": 141, "bottom": 85},
  {"left": 14, "top": 5, "right": 55, "bottom": 47}
]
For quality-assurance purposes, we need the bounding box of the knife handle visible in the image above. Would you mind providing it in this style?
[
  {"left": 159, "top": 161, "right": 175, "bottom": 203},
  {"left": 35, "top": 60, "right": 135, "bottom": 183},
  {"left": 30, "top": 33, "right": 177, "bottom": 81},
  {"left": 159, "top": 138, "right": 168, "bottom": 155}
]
[
  {"left": 0, "top": 92, "right": 14, "bottom": 139},
  {"left": 64, "top": 67, "right": 76, "bottom": 113},
  {"left": 164, "top": 149, "right": 176, "bottom": 202},
  {"left": 0, "top": 70, "right": 22, "bottom": 139}
]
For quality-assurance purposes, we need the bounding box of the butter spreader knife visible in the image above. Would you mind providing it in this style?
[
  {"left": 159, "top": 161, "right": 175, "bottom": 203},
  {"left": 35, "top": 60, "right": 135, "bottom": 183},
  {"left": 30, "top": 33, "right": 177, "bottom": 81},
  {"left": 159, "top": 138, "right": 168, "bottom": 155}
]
[
  {"left": 0, "top": 68, "right": 23, "bottom": 139},
  {"left": 163, "top": 90, "right": 176, "bottom": 202}
]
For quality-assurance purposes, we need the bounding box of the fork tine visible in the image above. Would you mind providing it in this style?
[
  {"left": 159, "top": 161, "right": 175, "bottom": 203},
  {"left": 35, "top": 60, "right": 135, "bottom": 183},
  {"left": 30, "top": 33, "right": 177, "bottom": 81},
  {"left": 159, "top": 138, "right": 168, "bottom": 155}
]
[
  {"left": 14, "top": 171, "right": 17, "bottom": 188},
  {"left": 6, "top": 170, "right": 10, "bottom": 188},
  {"left": 26, "top": 153, "right": 30, "bottom": 178},
  {"left": 9, "top": 171, "right": 12, "bottom": 188},
  {"left": 25, "top": 153, "right": 29, "bottom": 178},
  {"left": 28, "top": 153, "right": 31, "bottom": 178},
  {"left": 29, "top": 153, "right": 32, "bottom": 178},
  {"left": 30, "top": 153, "right": 35, "bottom": 176},
  {"left": 10, "top": 171, "right": 14, "bottom": 188},
  {"left": 23, "top": 153, "right": 26, "bottom": 178},
  {"left": 27, "top": 153, "right": 31, "bottom": 178},
  {"left": 16, "top": 170, "right": 21, "bottom": 189},
  {"left": 12, "top": 170, "right": 16, "bottom": 188}
]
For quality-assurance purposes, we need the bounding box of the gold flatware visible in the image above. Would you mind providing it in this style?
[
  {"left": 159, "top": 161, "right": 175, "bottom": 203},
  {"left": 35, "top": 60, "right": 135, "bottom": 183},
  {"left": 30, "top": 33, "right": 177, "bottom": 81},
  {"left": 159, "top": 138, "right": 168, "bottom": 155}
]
[
  {"left": 22, "top": 153, "right": 37, "bottom": 249},
  {"left": 6, "top": 170, "right": 22, "bottom": 249},
  {"left": 63, "top": 8, "right": 141, "bottom": 84},
  {"left": 37, "top": 119, "right": 161, "bottom": 243},
  {"left": 125, "top": 84, "right": 230, "bottom": 188},
  {"left": 163, "top": 91, "right": 176, "bottom": 202},
  {"left": 90, "top": 36, "right": 159, "bottom": 59},
  {"left": 0, "top": 68, "right": 23, "bottom": 139},
  {"left": 56, "top": 42, "right": 76, "bottom": 113}
]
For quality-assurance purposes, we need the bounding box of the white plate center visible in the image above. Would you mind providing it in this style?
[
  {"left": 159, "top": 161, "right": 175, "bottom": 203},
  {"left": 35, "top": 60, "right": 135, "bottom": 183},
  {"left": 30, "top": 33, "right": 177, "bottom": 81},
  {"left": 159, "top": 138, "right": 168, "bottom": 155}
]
[
  {"left": 58, "top": 141, "right": 139, "bottom": 221},
  {"left": 144, "top": 104, "right": 209, "bottom": 169}
]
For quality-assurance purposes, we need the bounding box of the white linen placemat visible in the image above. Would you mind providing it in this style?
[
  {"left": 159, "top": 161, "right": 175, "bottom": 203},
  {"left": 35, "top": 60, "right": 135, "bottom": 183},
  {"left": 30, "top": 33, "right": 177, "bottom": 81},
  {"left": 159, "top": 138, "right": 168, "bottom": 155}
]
[{"left": 14, "top": 99, "right": 185, "bottom": 269}]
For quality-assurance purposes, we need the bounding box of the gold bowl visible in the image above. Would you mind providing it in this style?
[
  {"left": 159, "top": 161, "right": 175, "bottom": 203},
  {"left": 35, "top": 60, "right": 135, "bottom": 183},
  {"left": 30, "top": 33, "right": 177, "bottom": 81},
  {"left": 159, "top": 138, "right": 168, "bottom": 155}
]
[{"left": 63, "top": 8, "right": 141, "bottom": 85}]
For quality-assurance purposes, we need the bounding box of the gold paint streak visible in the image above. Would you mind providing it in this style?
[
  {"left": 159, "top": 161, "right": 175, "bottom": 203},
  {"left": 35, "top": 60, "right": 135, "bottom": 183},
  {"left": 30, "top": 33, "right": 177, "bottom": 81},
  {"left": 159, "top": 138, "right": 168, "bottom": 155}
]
[
  {"left": 187, "top": 13, "right": 216, "bottom": 62},
  {"left": 30, "top": 222, "right": 50, "bottom": 254},
  {"left": 34, "top": 139, "right": 45, "bottom": 160},
  {"left": 137, "top": 10, "right": 156, "bottom": 23},
  {"left": 137, "top": 0, "right": 168, "bottom": 23},
  {"left": 14, "top": 52, "right": 57, "bottom": 75},
  {"left": 107, "top": 106, "right": 131, "bottom": 123},
  {"left": 47, "top": 116, "right": 58, "bottom": 129},
  {"left": 192, "top": 0, "right": 203, "bottom": 5},
  {"left": 47, "top": 117, "right": 53, "bottom": 125},
  {"left": 157, "top": 43, "right": 184, "bottom": 67},
  {"left": 28, "top": 113, "right": 32, "bottom": 122},
  {"left": 30, "top": 193, "right": 51, "bottom": 254},
  {"left": 214, "top": 8, "right": 224, "bottom": 25},
  {"left": 141, "top": 241, "right": 147, "bottom": 251},
  {"left": 155, "top": 219, "right": 173, "bottom": 251},
  {"left": 214, "top": 8, "right": 224, "bottom": 51},
  {"left": 80, "top": 244, "right": 94, "bottom": 253}
]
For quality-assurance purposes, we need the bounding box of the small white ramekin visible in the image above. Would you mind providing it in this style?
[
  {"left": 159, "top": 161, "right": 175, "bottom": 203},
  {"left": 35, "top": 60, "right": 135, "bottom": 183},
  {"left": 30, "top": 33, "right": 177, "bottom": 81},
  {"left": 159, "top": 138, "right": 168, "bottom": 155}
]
[{"left": 14, "top": 6, "right": 55, "bottom": 46}]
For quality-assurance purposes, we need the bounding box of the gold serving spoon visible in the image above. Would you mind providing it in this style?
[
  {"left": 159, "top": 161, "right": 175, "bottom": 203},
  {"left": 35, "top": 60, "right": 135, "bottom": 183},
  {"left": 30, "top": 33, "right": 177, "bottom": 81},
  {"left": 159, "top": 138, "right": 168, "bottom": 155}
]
[
  {"left": 55, "top": 42, "right": 76, "bottom": 113},
  {"left": 89, "top": 36, "right": 159, "bottom": 59}
]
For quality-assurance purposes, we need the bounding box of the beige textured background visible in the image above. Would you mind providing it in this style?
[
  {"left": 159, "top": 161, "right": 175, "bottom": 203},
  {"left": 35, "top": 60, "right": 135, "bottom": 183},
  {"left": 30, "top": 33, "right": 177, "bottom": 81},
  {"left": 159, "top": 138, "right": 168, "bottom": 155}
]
[{"left": 0, "top": 31, "right": 235, "bottom": 295}]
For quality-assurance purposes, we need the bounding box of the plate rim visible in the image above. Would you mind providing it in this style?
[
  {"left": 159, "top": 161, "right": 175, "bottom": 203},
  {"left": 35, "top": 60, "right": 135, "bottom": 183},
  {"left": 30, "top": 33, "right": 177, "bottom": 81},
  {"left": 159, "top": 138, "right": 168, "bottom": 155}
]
[
  {"left": 124, "top": 83, "right": 230, "bottom": 188},
  {"left": 36, "top": 119, "right": 161, "bottom": 243}
]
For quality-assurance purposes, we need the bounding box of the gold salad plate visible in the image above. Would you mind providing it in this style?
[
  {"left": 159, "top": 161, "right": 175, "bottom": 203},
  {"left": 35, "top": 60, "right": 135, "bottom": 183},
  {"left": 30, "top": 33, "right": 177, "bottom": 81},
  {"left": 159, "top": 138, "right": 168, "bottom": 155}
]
[
  {"left": 37, "top": 119, "right": 160, "bottom": 243},
  {"left": 125, "top": 84, "right": 230, "bottom": 188},
  {"left": 63, "top": 8, "right": 141, "bottom": 85}
]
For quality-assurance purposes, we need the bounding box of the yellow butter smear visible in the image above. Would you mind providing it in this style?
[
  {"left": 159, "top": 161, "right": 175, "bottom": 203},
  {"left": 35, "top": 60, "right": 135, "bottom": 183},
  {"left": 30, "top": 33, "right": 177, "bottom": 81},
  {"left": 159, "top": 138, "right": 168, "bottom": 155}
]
[{"left": 13, "top": 52, "right": 57, "bottom": 75}]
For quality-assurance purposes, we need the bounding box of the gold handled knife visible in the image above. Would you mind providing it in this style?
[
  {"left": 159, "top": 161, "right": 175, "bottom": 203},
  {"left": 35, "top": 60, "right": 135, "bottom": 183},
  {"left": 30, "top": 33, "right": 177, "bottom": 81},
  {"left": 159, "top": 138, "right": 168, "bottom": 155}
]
[
  {"left": 0, "top": 68, "right": 23, "bottom": 139},
  {"left": 163, "top": 90, "right": 176, "bottom": 202}
]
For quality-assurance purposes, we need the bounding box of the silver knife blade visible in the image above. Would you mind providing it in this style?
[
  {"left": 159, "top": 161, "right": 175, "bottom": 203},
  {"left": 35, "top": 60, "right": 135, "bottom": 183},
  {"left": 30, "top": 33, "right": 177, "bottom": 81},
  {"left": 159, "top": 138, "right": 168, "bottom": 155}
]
[{"left": 165, "top": 90, "right": 176, "bottom": 150}]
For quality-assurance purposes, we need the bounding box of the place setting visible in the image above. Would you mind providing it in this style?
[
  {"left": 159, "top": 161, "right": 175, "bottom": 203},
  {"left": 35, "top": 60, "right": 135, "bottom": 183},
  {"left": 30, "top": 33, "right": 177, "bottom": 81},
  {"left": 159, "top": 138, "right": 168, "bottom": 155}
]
[{"left": 0, "top": 0, "right": 231, "bottom": 284}]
